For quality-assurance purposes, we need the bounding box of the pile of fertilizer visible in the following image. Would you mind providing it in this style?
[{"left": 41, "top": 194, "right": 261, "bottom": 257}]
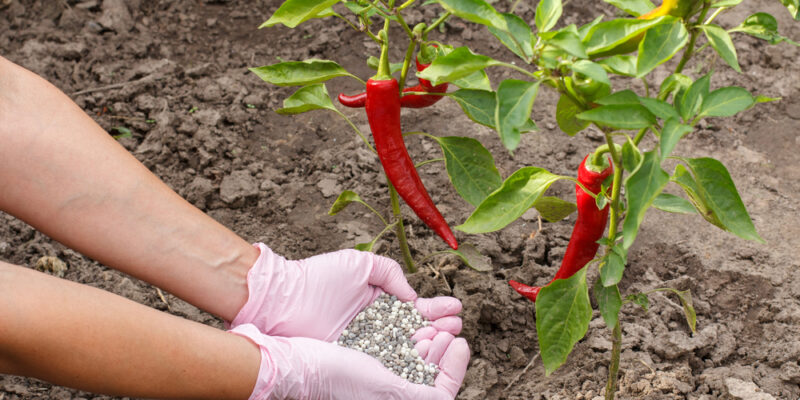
[{"left": 337, "top": 293, "right": 439, "bottom": 385}]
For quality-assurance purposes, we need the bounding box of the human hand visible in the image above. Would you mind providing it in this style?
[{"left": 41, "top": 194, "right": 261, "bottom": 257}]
[
  {"left": 230, "top": 323, "right": 470, "bottom": 400},
  {"left": 230, "top": 243, "right": 463, "bottom": 344}
]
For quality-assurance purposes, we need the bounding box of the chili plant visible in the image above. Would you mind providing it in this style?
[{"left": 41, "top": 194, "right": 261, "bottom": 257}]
[{"left": 250, "top": 0, "right": 799, "bottom": 397}]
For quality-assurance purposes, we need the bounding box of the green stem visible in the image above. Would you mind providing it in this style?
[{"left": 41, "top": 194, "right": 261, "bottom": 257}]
[
  {"left": 497, "top": 61, "right": 539, "bottom": 79},
  {"left": 415, "top": 158, "right": 444, "bottom": 168},
  {"left": 395, "top": 11, "right": 414, "bottom": 38},
  {"left": 399, "top": 36, "right": 418, "bottom": 90},
  {"left": 335, "top": 13, "right": 361, "bottom": 32},
  {"left": 424, "top": 12, "right": 451, "bottom": 34},
  {"left": 396, "top": 0, "right": 415, "bottom": 10},
  {"left": 633, "top": 127, "right": 648, "bottom": 146},
  {"left": 603, "top": 130, "right": 624, "bottom": 400},
  {"left": 359, "top": 15, "right": 382, "bottom": 43},
  {"left": 389, "top": 181, "right": 416, "bottom": 272},
  {"left": 605, "top": 322, "right": 623, "bottom": 400},
  {"left": 334, "top": 110, "right": 376, "bottom": 154},
  {"left": 675, "top": 2, "right": 711, "bottom": 74}
]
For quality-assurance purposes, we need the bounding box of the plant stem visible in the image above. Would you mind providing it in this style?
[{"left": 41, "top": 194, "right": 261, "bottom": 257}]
[
  {"left": 602, "top": 131, "right": 624, "bottom": 399},
  {"left": 399, "top": 36, "right": 418, "bottom": 91},
  {"left": 334, "top": 110, "right": 377, "bottom": 154},
  {"left": 604, "top": 322, "right": 623, "bottom": 400},
  {"left": 424, "top": 12, "right": 451, "bottom": 34},
  {"left": 675, "top": 2, "right": 711, "bottom": 74},
  {"left": 389, "top": 181, "right": 416, "bottom": 272}
]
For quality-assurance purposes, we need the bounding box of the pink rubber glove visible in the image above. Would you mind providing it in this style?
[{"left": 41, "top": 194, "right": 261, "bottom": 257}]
[
  {"left": 231, "top": 243, "right": 463, "bottom": 347},
  {"left": 231, "top": 323, "right": 470, "bottom": 400}
]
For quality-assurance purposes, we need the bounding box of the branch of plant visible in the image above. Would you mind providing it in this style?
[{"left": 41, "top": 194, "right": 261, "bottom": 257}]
[
  {"left": 415, "top": 158, "right": 444, "bottom": 168},
  {"left": 334, "top": 13, "right": 362, "bottom": 32},
  {"left": 359, "top": 15, "right": 382, "bottom": 43},
  {"left": 389, "top": 181, "right": 417, "bottom": 272},
  {"left": 497, "top": 61, "right": 539, "bottom": 80},
  {"left": 399, "top": 38, "right": 418, "bottom": 90},
  {"left": 675, "top": 2, "right": 712, "bottom": 74},
  {"left": 396, "top": 0, "right": 415, "bottom": 11},
  {"left": 333, "top": 109, "right": 377, "bottom": 154},
  {"left": 424, "top": 12, "right": 451, "bottom": 35},
  {"left": 394, "top": 11, "right": 414, "bottom": 38}
]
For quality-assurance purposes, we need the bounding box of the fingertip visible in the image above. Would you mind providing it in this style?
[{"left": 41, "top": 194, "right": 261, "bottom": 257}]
[
  {"left": 434, "top": 338, "right": 470, "bottom": 397},
  {"left": 414, "top": 339, "right": 432, "bottom": 359},
  {"left": 411, "top": 326, "right": 437, "bottom": 343},
  {"left": 432, "top": 316, "right": 462, "bottom": 335},
  {"left": 415, "top": 297, "right": 462, "bottom": 320},
  {"left": 425, "top": 332, "right": 455, "bottom": 365},
  {"left": 368, "top": 254, "right": 417, "bottom": 302}
]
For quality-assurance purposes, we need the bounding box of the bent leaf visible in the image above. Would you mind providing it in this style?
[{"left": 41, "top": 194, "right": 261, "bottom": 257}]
[
  {"left": 623, "top": 150, "right": 669, "bottom": 249},
  {"left": 328, "top": 190, "right": 368, "bottom": 215},
  {"left": 276, "top": 84, "right": 336, "bottom": 114},
  {"left": 556, "top": 94, "right": 590, "bottom": 136},
  {"left": 418, "top": 47, "right": 500, "bottom": 86},
  {"left": 260, "top": 0, "right": 341, "bottom": 28},
  {"left": 443, "top": 243, "right": 493, "bottom": 271},
  {"left": 449, "top": 89, "right": 498, "bottom": 129},
  {"left": 533, "top": 196, "right": 577, "bottom": 222},
  {"left": 583, "top": 17, "right": 667, "bottom": 56},
  {"left": 536, "top": 0, "right": 563, "bottom": 32},
  {"left": 457, "top": 167, "right": 563, "bottom": 233},
  {"left": 496, "top": 80, "right": 540, "bottom": 151},
  {"left": 701, "top": 24, "right": 741, "bottom": 73},
  {"left": 595, "top": 281, "right": 622, "bottom": 330},
  {"left": 659, "top": 117, "right": 693, "bottom": 157},
  {"left": 698, "top": 87, "right": 755, "bottom": 118},
  {"left": 577, "top": 104, "right": 657, "bottom": 130},
  {"left": 653, "top": 193, "right": 696, "bottom": 214},
  {"left": 537, "top": 267, "right": 592, "bottom": 375},
  {"left": 433, "top": 136, "right": 503, "bottom": 207},
  {"left": 676, "top": 157, "right": 764, "bottom": 242},
  {"left": 603, "top": 0, "right": 655, "bottom": 16},
  {"left": 250, "top": 60, "right": 355, "bottom": 86},
  {"left": 636, "top": 18, "right": 688, "bottom": 77},
  {"left": 489, "top": 13, "right": 534, "bottom": 60},
  {"left": 435, "top": 0, "right": 507, "bottom": 30},
  {"left": 677, "top": 74, "right": 710, "bottom": 122}
]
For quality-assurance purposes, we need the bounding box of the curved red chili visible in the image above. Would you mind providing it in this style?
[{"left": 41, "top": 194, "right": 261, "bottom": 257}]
[
  {"left": 365, "top": 77, "right": 458, "bottom": 250},
  {"left": 339, "top": 57, "right": 448, "bottom": 109},
  {"left": 510, "top": 154, "right": 613, "bottom": 301}
]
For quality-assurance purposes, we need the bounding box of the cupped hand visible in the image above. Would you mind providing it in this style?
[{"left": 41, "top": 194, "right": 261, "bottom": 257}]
[
  {"left": 230, "top": 323, "right": 470, "bottom": 400},
  {"left": 231, "top": 243, "right": 462, "bottom": 345}
]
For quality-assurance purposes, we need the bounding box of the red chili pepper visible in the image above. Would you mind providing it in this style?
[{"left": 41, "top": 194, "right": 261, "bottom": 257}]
[
  {"left": 339, "top": 57, "right": 448, "bottom": 108},
  {"left": 510, "top": 154, "right": 613, "bottom": 301},
  {"left": 365, "top": 77, "right": 458, "bottom": 250}
]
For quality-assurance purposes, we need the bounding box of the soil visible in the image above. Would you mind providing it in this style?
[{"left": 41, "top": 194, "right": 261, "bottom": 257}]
[{"left": 2, "top": 0, "right": 800, "bottom": 399}]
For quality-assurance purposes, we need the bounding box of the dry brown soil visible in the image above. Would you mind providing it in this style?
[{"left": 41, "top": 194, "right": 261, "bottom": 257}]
[{"left": 2, "top": 0, "right": 800, "bottom": 399}]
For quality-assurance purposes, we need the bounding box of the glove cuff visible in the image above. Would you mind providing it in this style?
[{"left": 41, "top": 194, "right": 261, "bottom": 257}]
[
  {"left": 230, "top": 243, "right": 278, "bottom": 330},
  {"left": 228, "top": 324, "right": 280, "bottom": 399}
]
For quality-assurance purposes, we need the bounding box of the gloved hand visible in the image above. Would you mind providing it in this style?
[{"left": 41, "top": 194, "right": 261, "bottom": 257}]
[
  {"left": 231, "top": 243, "right": 463, "bottom": 345},
  {"left": 230, "top": 323, "right": 470, "bottom": 400}
]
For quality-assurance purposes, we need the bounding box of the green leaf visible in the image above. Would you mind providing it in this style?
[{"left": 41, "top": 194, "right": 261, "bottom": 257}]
[
  {"left": 457, "top": 167, "right": 563, "bottom": 233},
  {"left": 578, "top": 15, "right": 605, "bottom": 40},
  {"left": 639, "top": 97, "right": 681, "bottom": 121},
  {"left": 250, "top": 60, "right": 355, "bottom": 86},
  {"left": 622, "top": 138, "right": 642, "bottom": 172},
  {"left": 489, "top": 13, "right": 534, "bottom": 60},
  {"left": 556, "top": 94, "right": 590, "bottom": 136},
  {"left": 672, "top": 164, "right": 726, "bottom": 229},
  {"left": 598, "top": 55, "right": 637, "bottom": 76},
  {"left": 496, "top": 80, "right": 540, "bottom": 151},
  {"left": 677, "top": 73, "right": 710, "bottom": 122},
  {"left": 659, "top": 117, "right": 693, "bottom": 157},
  {"left": 432, "top": 136, "right": 503, "bottom": 207},
  {"left": 626, "top": 292, "right": 650, "bottom": 311},
  {"left": 536, "top": 0, "right": 563, "bottom": 32},
  {"left": 711, "top": 0, "right": 742, "bottom": 7},
  {"left": 449, "top": 89, "right": 498, "bottom": 129},
  {"left": 674, "top": 289, "right": 697, "bottom": 333},
  {"left": 354, "top": 242, "right": 373, "bottom": 251},
  {"left": 596, "top": 89, "right": 640, "bottom": 105},
  {"left": 599, "top": 245, "right": 627, "bottom": 286},
  {"left": 778, "top": 0, "right": 800, "bottom": 20},
  {"left": 452, "top": 70, "right": 493, "bottom": 91},
  {"left": 603, "top": 0, "right": 655, "bottom": 16},
  {"left": 435, "top": 0, "right": 507, "bottom": 30},
  {"left": 443, "top": 243, "right": 493, "bottom": 271},
  {"left": 260, "top": 0, "right": 341, "bottom": 28},
  {"left": 328, "top": 190, "right": 369, "bottom": 215},
  {"left": 276, "top": 84, "right": 337, "bottom": 114},
  {"left": 546, "top": 30, "right": 589, "bottom": 59},
  {"left": 653, "top": 193, "right": 697, "bottom": 214},
  {"left": 577, "top": 104, "right": 657, "bottom": 130},
  {"left": 533, "top": 196, "right": 577, "bottom": 222},
  {"left": 698, "top": 86, "right": 755, "bottom": 118},
  {"left": 111, "top": 126, "right": 132, "bottom": 140},
  {"left": 658, "top": 73, "right": 693, "bottom": 101},
  {"left": 536, "top": 267, "right": 592, "bottom": 375},
  {"left": 755, "top": 95, "right": 781, "bottom": 103},
  {"left": 583, "top": 17, "right": 667, "bottom": 56},
  {"left": 731, "top": 13, "right": 782, "bottom": 44},
  {"left": 636, "top": 18, "right": 689, "bottom": 77},
  {"left": 701, "top": 24, "right": 741, "bottom": 73},
  {"left": 675, "top": 157, "right": 764, "bottom": 242},
  {"left": 595, "top": 281, "right": 622, "bottom": 330},
  {"left": 572, "top": 60, "right": 611, "bottom": 85},
  {"left": 418, "top": 47, "right": 500, "bottom": 86},
  {"left": 623, "top": 150, "right": 669, "bottom": 249}
]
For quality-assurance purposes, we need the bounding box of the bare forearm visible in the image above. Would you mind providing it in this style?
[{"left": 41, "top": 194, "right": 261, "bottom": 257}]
[
  {"left": 0, "top": 261, "right": 259, "bottom": 399},
  {"left": 0, "top": 56, "right": 258, "bottom": 320}
]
